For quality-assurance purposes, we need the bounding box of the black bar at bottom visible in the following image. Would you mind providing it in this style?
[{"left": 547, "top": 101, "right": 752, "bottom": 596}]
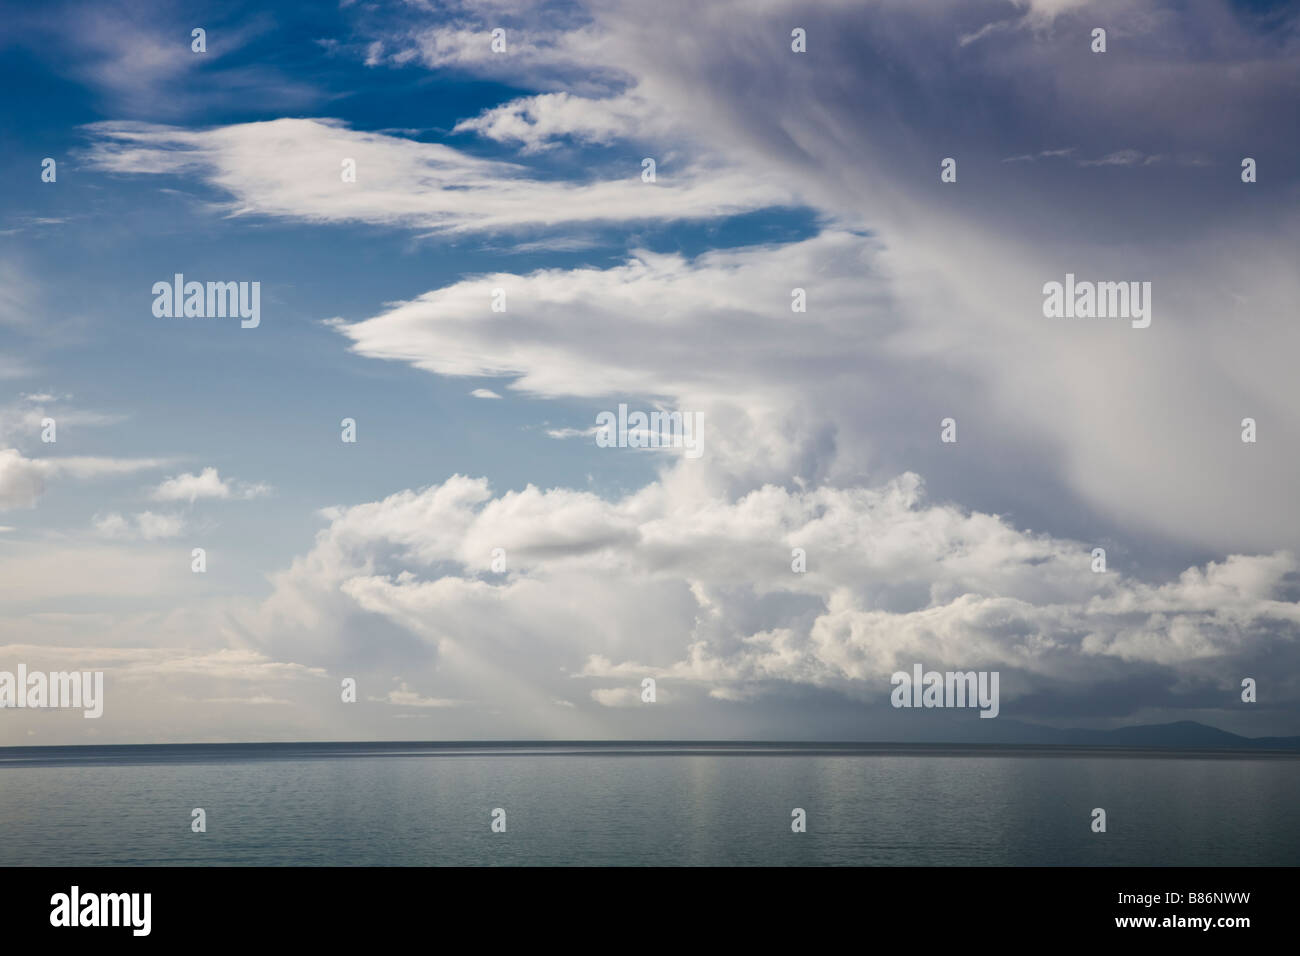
[{"left": 0, "top": 866, "right": 1280, "bottom": 942}]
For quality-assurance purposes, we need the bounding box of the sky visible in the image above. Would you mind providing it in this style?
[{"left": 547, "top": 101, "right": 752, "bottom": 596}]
[{"left": 1, "top": 0, "right": 1298, "bottom": 744}]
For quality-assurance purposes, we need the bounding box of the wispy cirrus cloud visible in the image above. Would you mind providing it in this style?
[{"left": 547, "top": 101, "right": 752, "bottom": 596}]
[
  {"left": 80, "top": 118, "right": 796, "bottom": 234},
  {"left": 0, "top": 449, "right": 170, "bottom": 510},
  {"left": 0, "top": 394, "right": 126, "bottom": 445},
  {"left": 9, "top": 1, "right": 321, "bottom": 118}
]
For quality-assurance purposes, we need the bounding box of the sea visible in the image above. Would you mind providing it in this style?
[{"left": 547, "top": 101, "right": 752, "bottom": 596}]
[{"left": 0, "top": 742, "right": 1296, "bottom": 866}]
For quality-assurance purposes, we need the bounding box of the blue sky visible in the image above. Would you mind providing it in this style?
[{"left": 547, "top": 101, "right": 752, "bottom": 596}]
[{"left": 2, "top": 0, "right": 1298, "bottom": 743}]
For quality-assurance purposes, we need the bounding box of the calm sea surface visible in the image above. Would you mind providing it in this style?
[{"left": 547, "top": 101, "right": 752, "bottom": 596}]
[{"left": 0, "top": 743, "right": 1296, "bottom": 866}]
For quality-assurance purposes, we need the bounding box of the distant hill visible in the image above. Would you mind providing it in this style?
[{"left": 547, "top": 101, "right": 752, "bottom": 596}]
[{"left": 1007, "top": 719, "right": 1300, "bottom": 750}]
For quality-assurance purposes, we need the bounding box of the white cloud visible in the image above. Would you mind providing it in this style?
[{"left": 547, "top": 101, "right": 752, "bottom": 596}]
[
  {"left": 372, "top": 682, "right": 461, "bottom": 708},
  {"left": 151, "top": 466, "right": 270, "bottom": 503},
  {"left": 81, "top": 118, "right": 794, "bottom": 234},
  {"left": 0, "top": 396, "right": 126, "bottom": 445},
  {"left": 32, "top": 7, "right": 321, "bottom": 118},
  {"left": 135, "top": 510, "right": 187, "bottom": 539},
  {"left": 0, "top": 641, "right": 328, "bottom": 743},
  {"left": 453, "top": 91, "right": 665, "bottom": 151},
  {"left": 238, "top": 472, "right": 1300, "bottom": 726},
  {"left": 1078, "top": 148, "right": 1152, "bottom": 166},
  {"left": 94, "top": 510, "right": 187, "bottom": 540},
  {"left": 0, "top": 448, "right": 168, "bottom": 510},
  {"left": 114, "top": 647, "right": 325, "bottom": 681},
  {"left": 590, "top": 687, "right": 640, "bottom": 707},
  {"left": 151, "top": 467, "right": 228, "bottom": 502},
  {"left": 0, "top": 449, "right": 45, "bottom": 510},
  {"left": 91, "top": 512, "right": 129, "bottom": 537},
  {"left": 363, "top": 13, "right": 623, "bottom": 94},
  {"left": 0, "top": 644, "right": 327, "bottom": 681},
  {"left": 470, "top": 388, "right": 502, "bottom": 399},
  {"left": 9, "top": 0, "right": 1297, "bottom": 742},
  {"left": 328, "top": 222, "right": 1300, "bottom": 554}
]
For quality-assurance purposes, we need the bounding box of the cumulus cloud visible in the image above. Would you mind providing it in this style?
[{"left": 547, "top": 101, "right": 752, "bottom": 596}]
[
  {"left": 235, "top": 472, "right": 1300, "bottom": 729},
  {"left": 135, "top": 510, "right": 187, "bottom": 539},
  {"left": 151, "top": 466, "right": 270, "bottom": 503},
  {"left": 452, "top": 91, "right": 666, "bottom": 151}
]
